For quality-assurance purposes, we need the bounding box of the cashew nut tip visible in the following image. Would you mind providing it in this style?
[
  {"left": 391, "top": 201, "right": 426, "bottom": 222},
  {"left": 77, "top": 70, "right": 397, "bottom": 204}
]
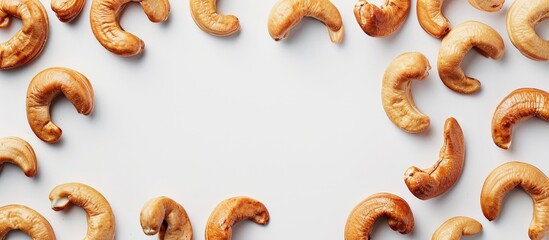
[
  {"left": 0, "top": 0, "right": 48, "bottom": 70},
  {"left": 268, "top": 0, "right": 344, "bottom": 43},
  {"left": 507, "top": 0, "right": 549, "bottom": 61},
  {"left": 140, "top": 196, "right": 193, "bottom": 240},
  {"left": 468, "top": 0, "right": 503, "bottom": 12},
  {"left": 206, "top": 196, "right": 269, "bottom": 240},
  {"left": 438, "top": 21, "right": 504, "bottom": 94},
  {"left": 0, "top": 136, "right": 38, "bottom": 177},
  {"left": 416, "top": 0, "right": 450, "bottom": 38},
  {"left": 190, "top": 0, "right": 239, "bottom": 36},
  {"left": 481, "top": 161, "right": 549, "bottom": 240},
  {"left": 382, "top": 52, "right": 431, "bottom": 133},
  {"left": 432, "top": 216, "right": 482, "bottom": 240},
  {"left": 354, "top": 0, "right": 410, "bottom": 37},
  {"left": 345, "top": 193, "right": 414, "bottom": 240},
  {"left": 49, "top": 182, "right": 115, "bottom": 240},
  {"left": 0, "top": 204, "right": 56, "bottom": 239},
  {"left": 51, "top": 0, "right": 85, "bottom": 22}
]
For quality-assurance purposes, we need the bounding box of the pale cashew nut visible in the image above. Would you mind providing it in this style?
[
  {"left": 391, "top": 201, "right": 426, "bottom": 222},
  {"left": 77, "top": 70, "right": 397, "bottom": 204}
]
[
  {"left": 206, "top": 196, "right": 269, "bottom": 240},
  {"left": 49, "top": 182, "right": 115, "bottom": 240},
  {"left": 345, "top": 192, "right": 414, "bottom": 240},
  {"left": 354, "top": 0, "right": 410, "bottom": 37},
  {"left": 382, "top": 52, "right": 431, "bottom": 133},
  {"left": 404, "top": 117, "right": 465, "bottom": 200},
  {"left": 26, "top": 67, "right": 94, "bottom": 143},
  {"left": 0, "top": 0, "right": 48, "bottom": 70},
  {"left": 468, "top": 0, "right": 503, "bottom": 12},
  {"left": 438, "top": 21, "right": 504, "bottom": 94},
  {"left": 268, "top": 0, "right": 344, "bottom": 43},
  {"left": 0, "top": 204, "right": 55, "bottom": 239},
  {"left": 140, "top": 196, "right": 193, "bottom": 240},
  {"left": 416, "top": 0, "right": 450, "bottom": 38},
  {"left": 507, "top": 0, "right": 549, "bottom": 61},
  {"left": 51, "top": 0, "right": 85, "bottom": 22},
  {"left": 0, "top": 136, "right": 37, "bottom": 177},
  {"left": 432, "top": 216, "right": 482, "bottom": 240},
  {"left": 190, "top": 0, "right": 239, "bottom": 36},
  {"left": 481, "top": 161, "right": 549, "bottom": 240}
]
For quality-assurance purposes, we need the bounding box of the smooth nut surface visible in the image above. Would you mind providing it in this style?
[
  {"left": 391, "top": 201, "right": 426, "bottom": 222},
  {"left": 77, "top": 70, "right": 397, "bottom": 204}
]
[
  {"left": 0, "top": 204, "right": 55, "bottom": 239},
  {"left": 506, "top": 0, "right": 549, "bottom": 61},
  {"left": 417, "top": 0, "right": 449, "bottom": 38},
  {"left": 190, "top": 0, "right": 239, "bottom": 36},
  {"left": 468, "top": 0, "right": 503, "bottom": 12},
  {"left": 0, "top": 136, "right": 37, "bottom": 177},
  {"left": 140, "top": 196, "right": 193, "bottom": 240},
  {"left": 51, "top": 0, "right": 85, "bottom": 22},
  {"left": 354, "top": 0, "right": 410, "bottom": 37},
  {"left": 206, "top": 196, "right": 269, "bottom": 240},
  {"left": 432, "top": 216, "right": 482, "bottom": 240}
]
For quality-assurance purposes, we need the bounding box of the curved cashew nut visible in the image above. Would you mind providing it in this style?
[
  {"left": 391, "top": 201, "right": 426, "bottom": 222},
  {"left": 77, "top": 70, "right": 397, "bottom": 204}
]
[
  {"left": 190, "top": 0, "right": 239, "bottom": 36},
  {"left": 481, "top": 161, "right": 549, "bottom": 240},
  {"left": 354, "top": 0, "right": 410, "bottom": 37},
  {"left": 382, "top": 52, "right": 431, "bottom": 133},
  {"left": 49, "top": 182, "right": 115, "bottom": 240},
  {"left": 90, "top": 0, "right": 170, "bottom": 57},
  {"left": 432, "top": 216, "right": 482, "bottom": 240},
  {"left": 140, "top": 196, "right": 193, "bottom": 240},
  {"left": 267, "top": 0, "right": 344, "bottom": 43},
  {"left": 51, "top": 0, "right": 85, "bottom": 22},
  {"left": 206, "top": 196, "right": 269, "bottom": 240},
  {"left": 468, "top": 0, "right": 503, "bottom": 12},
  {"left": 0, "top": 136, "right": 37, "bottom": 177},
  {"left": 0, "top": 0, "right": 48, "bottom": 70},
  {"left": 26, "top": 67, "right": 94, "bottom": 143},
  {"left": 507, "top": 0, "right": 549, "bottom": 61},
  {"left": 345, "top": 192, "right": 414, "bottom": 240},
  {"left": 0, "top": 204, "right": 55, "bottom": 239},
  {"left": 416, "top": 0, "right": 450, "bottom": 38},
  {"left": 404, "top": 117, "right": 465, "bottom": 200}
]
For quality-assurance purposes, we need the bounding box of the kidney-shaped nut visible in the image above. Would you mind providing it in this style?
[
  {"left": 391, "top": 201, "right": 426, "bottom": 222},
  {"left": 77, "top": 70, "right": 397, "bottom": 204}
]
[
  {"left": 0, "top": 136, "right": 37, "bottom": 177},
  {"left": 416, "top": 0, "right": 450, "bottom": 38},
  {"left": 345, "top": 192, "right": 414, "bottom": 240},
  {"left": 0, "top": 0, "right": 48, "bottom": 70},
  {"left": 481, "top": 161, "right": 549, "bottom": 240},
  {"left": 140, "top": 196, "right": 193, "bottom": 240},
  {"left": 190, "top": 0, "right": 239, "bottom": 36},
  {"left": 507, "top": 0, "right": 549, "bottom": 61},
  {"left": 51, "top": 0, "right": 85, "bottom": 22},
  {"left": 468, "top": 0, "right": 503, "bottom": 12},
  {"left": 0, "top": 204, "right": 55, "bottom": 239},
  {"left": 49, "top": 182, "right": 115, "bottom": 240},
  {"left": 432, "top": 216, "right": 482, "bottom": 240},
  {"left": 354, "top": 0, "right": 410, "bottom": 37},
  {"left": 268, "top": 0, "right": 344, "bottom": 43},
  {"left": 206, "top": 196, "right": 269, "bottom": 240}
]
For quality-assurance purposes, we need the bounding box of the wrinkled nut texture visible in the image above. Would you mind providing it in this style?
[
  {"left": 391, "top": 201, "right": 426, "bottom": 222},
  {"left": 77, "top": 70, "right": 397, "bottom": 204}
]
[
  {"left": 354, "top": 0, "right": 410, "bottom": 37},
  {"left": 51, "top": 0, "right": 85, "bottom": 22},
  {"left": 438, "top": 21, "right": 504, "bottom": 94},
  {"left": 382, "top": 52, "right": 431, "bottom": 133},
  {"left": 492, "top": 88, "right": 549, "bottom": 150},
  {"left": 0, "top": 204, "right": 55, "bottom": 239},
  {"left": 190, "top": 0, "right": 239, "bottom": 36},
  {"left": 268, "top": 0, "right": 344, "bottom": 43},
  {"left": 26, "top": 67, "right": 94, "bottom": 143},
  {"left": 90, "top": 0, "right": 169, "bottom": 56},
  {"left": 468, "top": 0, "right": 503, "bottom": 12},
  {"left": 432, "top": 216, "right": 482, "bottom": 240},
  {"left": 49, "top": 182, "right": 115, "bottom": 240},
  {"left": 140, "top": 196, "right": 193, "bottom": 240},
  {"left": 481, "top": 161, "right": 549, "bottom": 240},
  {"left": 417, "top": 0, "right": 449, "bottom": 38},
  {"left": 345, "top": 193, "right": 414, "bottom": 240},
  {"left": 507, "top": 0, "right": 549, "bottom": 61},
  {"left": 206, "top": 196, "right": 269, "bottom": 240},
  {"left": 0, "top": 0, "right": 48, "bottom": 69},
  {"left": 0, "top": 136, "right": 37, "bottom": 177}
]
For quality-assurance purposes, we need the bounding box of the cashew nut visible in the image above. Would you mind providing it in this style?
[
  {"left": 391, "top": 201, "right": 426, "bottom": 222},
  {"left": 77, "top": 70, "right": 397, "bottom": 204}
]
[
  {"left": 49, "top": 182, "right": 115, "bottom": 240},
  {"left": 51, "top": 0, "right": 85, "bottom": 22},
  {"left": 0, "top": 136, "right": 37, "bottom": 177},
  {"left": 382, "top": 52, "right": 431, "bottom": 133},
  {"left": 481, "top": 161, "right": 549, "bottom": 240},
  {"left": 432, "top": 216, "right": 482, "bottom": 240},
  {"left": 0, "top": 0, "right": 48, "bottom": 70},
  {"left": 90, "top": 0, "right": 170, "bottom": 57},
  {"left": 468, "top": 0, "right": 503, "bottom": 12},
  {"left": 0, "top": 204, "right": 55, "bottom": 239},
  {"left": 206, "top": 196, "right": 269, "bottom": 240},
  {"left": 190, "top": 0, "right": 239, "bottom": 36},
  {"left": 507, "top": 0, "right": 549, "bottom": 61},
  {"left": 404, "top": 117, "right": 465, "bottom": 200},
  {"left": 140, "top": 196, "right": 193, "bottom": 240},
  {"left": 416, "top": 0, "right": 450, "bottom": 38},
  {"left": 345, "top": 192, "right": 414, "bottom": 240},
  {"left": 267, "top": 0, "right": 344, "bottom": 43},
  {"left": 438, "top": 21, "right": 504, "bottom": 94},
  {"left": 354, "top": 0, "right": 410, "bottom": 37},
  {"left": 26, "top": 67, "right": 94, "bottom": 143}
]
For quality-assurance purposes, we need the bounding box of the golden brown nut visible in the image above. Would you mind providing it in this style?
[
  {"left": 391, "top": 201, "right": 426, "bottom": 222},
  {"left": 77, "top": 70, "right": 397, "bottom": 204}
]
[
  {"left": 345, "top": 193, "right": 414, "bottom": 240},
  {"left": 49, "top": 182, "right": 115, "bottom": 240},
  {"left": 481, "top": 161, "right": 549, "bottom": 240},
  {"left": 507, "top": 0, "right": 549, "bottom": 61},
  {"left": 0, "top": 0, "right": 48, "bottom": 70},
  {"left": 206, "top": 196, "right": 269, "bottom": 240},
  {"left": 190, "top": 0, "right": 239, "bottom": 36},
  {"left": 268, "top": 0, "right": 344, "bottom": 43},
  {"left": 468, "top": 0, "right": 504, "bottom": 12},
  {"left": 404, "top": 117, "right": 465, "bottom": 200},
  {"left": 382, "top": 52, "right": 431, "bottom": 133},
  {"left": 140, "top": 196, "right": 193, "bottom": 240},
  {"left": 432, "top": 216, "right": 482, "bottom": 240},
  {"left": 0, "top": 136, "right": 37, "bottom": 177},
  {"left": 354, "top": 0, "right": 410, "bottom": 37},
  {"left": 416, "top": 0, "right": 450, "bottom": 38},
  {"left": 51, "top": 0, "right": 85, "bottom": 22},
  {"left": 0, "top": 204, "right": 55, "bottom": 239}
]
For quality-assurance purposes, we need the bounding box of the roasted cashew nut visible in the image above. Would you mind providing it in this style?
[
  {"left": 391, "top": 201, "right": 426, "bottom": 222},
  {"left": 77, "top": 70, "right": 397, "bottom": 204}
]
[
  {"left": 0, "top": 204, "right": 55, "bottom": 239},
  {"left": 481, "top": 161, "right": 549, "bottom": 240},
  {"left": 26, "top": 67, "right": 94, "bottom": 143},
  {"left": 438, "top": 21, "right": 504, "bottom": 94},
  {"left": 0, "top": 136, "right": 37, "bottom": 177},
  {"left": 468, "top": 0, "right": 503, "bottom": 12},
  {"left": 190, "top": 0, "right": 239, "bottom": 36},
  {"left": 432, "top": 216, "right": 482, "bottom": 240},
  {"left": 416, "top": 0, "right": 450, "bottom": 38},
  {"left": 0, "top": 0, "right": 48, "bottom": 70},
  {"left": 507, "top": 0, "right": 549, "bottom": 61},
  {"left": 382, "top": 52, "right": 431, "bottom": 133},
  {"left": 404, "top": 117, "right": 465, "bottom": 200},
  {"left": 49, "top": 182, "right": 115, "bottom": 240},
  {"left": 345, "top": 192, "right": 414, "bottom": 240},
  {"left": 90, "top": 0, "right": 170, "bottom": 56},
  {"left": 140, "top": 196, "right": 193, "bottom": 240},
  {"left": 354, "top": 0, "right": 410, "bottom": 37},
  {"left": 51, "top": 0, "right": 85, "bottom": 22},
  {"left": 206, "top": 196, "right": 269, "bottom": 240},
  {"left": 268, "top": 0, "right": 344, "bottom": 43}
]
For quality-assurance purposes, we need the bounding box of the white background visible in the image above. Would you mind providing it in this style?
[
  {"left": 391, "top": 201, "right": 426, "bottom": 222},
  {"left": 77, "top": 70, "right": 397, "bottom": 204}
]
[{"left": 1, "top": 0, "right": 549, "bottom": 239}]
